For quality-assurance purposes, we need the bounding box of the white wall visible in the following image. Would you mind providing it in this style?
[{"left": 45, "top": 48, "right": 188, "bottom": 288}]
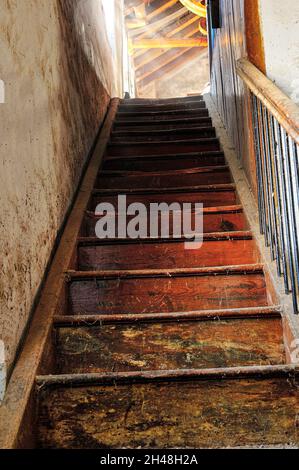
[{"left": 259, "top": 0, "right": 299, "bottom": 102}]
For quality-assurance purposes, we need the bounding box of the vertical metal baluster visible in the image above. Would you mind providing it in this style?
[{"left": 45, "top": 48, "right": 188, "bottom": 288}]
[
  {"left": 283, "top": 132, "right": 299, "bottom": 313},
  {"left": 270, "top": 116, "right": 289, "bottom": 287},
  {"left": 275, "top": 121, "right": 295, "bottom": 299},
  {"left": 277, "top": 125, "right": 298, "bottom": 313},
  {"left": 264, "top": 108, "right": 280, "bottom": 264},
  {"left": 251, "top": 94, "right": 266, "bottom": 235},
  {"left": 259, "top": 101, "right": 274, "bottom": 250},
  {"left": 257, "top": 102, "right": 271, "bottom": 246}
]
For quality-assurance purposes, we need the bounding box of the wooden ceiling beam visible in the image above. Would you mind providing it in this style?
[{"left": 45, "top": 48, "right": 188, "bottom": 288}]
[
  {"left": 134, "top": 13, "right": 199, "bottom": 63},
  {"left": 147, "top": 0, "right": 178, "bottom": 21},
  {"left": 136, "top": 47, "right": 192, "bottom": 82},
  {"left": 128, "top": 6, "right": 187, "bottom": 38},
  {"left": 137, "top": 47, "right": 206, "bottom": 90},
  {"left": 131, "top": 37, "right": 208, "bottom": 49}
]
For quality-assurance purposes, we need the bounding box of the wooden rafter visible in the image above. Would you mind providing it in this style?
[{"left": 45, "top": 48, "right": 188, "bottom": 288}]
[
  {"left": 138, "top": 47, "right": 206, "bottom": 91},
  {"left": 134, "top": 14, "right": 199, "bottom": 65},
  {"left": 131, "top": 38, "right": 208, "bottom": 49},
  {"left": 128, "top": 6, "right": 187, "bottom": 38}
]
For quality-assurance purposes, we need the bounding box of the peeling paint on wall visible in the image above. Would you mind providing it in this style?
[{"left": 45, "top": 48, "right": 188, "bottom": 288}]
[{"left": 0, "top": 0, "right": 124, "bottom": 371}]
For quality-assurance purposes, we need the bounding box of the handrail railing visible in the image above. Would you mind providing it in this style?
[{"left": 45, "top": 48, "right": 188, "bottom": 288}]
[{"left": 236, "top": 58, "right": 299, "bottom": 314}]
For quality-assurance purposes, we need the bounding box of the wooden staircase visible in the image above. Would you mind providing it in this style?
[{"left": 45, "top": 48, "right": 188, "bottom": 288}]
[{"left": 36, "top": 96, "right": 299, "bottom": 449}]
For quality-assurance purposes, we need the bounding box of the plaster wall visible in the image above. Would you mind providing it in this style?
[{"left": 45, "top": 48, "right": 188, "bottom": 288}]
[
  {"left": 0, "top": 0, "right": 124, "bottom": 372},
  {"left": 259, "top": 0, "right": 299, "bottom": 102}
]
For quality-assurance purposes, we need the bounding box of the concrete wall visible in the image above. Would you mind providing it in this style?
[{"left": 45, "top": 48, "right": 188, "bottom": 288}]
[
  {"left": 0, "top": 0, "right": 124, "bottom": 372},
  {"left": 259, "top": 0, "right": 299, "bottom": 102}
]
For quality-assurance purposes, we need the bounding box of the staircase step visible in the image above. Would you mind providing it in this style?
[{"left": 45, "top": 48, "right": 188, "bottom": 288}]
[
  {"left": 37, "top": 366, "right": 299, "bottom": 449},
  {"left": 117, "top": 104, "right": 207, "bottom": 116},
  {"left": 104, "top": 151, "right": 226, "bottom": 171},
  {"left": 82, "top": 206, "right": 247, "bottom": 237},
  {"left": 113, "top": 119, "right": 213, "bottom": 132},
  {"left": 110, "top": 126, "right": 216, "bottom": 142},
  {"left": 118, "top": 101, "right": 206, "bottom": 113},
  {"left": 114, "top": 115, "right": 210, "bottom": 127},
  {"left": 106, "top": 138, "right": 220, "bottom": 156},
  {"left": 54, "top": 316, "right": 285, "bottom": 374},
  {"left": 97, "top": 166, "right": 231, "bottom": 189},
  {"left": 120, "top": 95, "right": 204, "bottom": 105},
  {"left": 77, "top": 233, "right": 258, "bottom": 271},
  {"left": 115, "top": 108, "right": 209, "bottom": 121},
  {"left": 90, "top": 186, "right": 238, "bottom": 211},
  {"left": 66, "top": 265, "right": 270, "bottom": 315}
]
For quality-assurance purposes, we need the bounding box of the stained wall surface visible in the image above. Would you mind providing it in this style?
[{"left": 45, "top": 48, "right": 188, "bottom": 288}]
[{"left": 0, "top": 0, "right": 124, "bottom": 371}]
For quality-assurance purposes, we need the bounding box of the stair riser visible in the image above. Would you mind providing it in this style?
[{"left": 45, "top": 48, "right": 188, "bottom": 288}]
[
  {"left": 55, "top": 318, "right": 284, "bottom": 374},
  {"left": 118, "top": 102, "right": 207, "bottom": 113},
  {"left": 103, "top": 155, "right": 226, "bottom": 171},
  {"left": 82, "top": 211, "right": 246, "bottom": 237},
  {"left": 106, "top": 140, "right": 220, "bottom": 156},
  {"left": 110, "top": 128, "right": 216, "bottom": 142},
  {"left": 120, "top": 96, "right": 203, "bottom": 105},
  {"left": 113, "top": 120, "right": 213, "bottom": 131},
  {"left": 96, "top": 170, "right": 231, "bottom": 190},
  {"left": 38, "top": 377, "right": 299, "bottom": 448},
  {"left": 68, "top": 273, "right": 269, "bottom": 315},
  {"left": 77, "top": 239, "right": 259, "bottom": 271},
  {"left": 89, "top": 191, "right": 237, "bottom": 212}
]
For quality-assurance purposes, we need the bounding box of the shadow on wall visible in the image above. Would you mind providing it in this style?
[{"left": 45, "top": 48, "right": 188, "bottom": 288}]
[{"left": 56, "top": 0, "right": 111, "bottom": 191}]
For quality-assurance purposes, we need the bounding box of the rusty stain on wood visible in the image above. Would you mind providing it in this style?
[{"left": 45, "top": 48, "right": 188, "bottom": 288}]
[{"left": 55, "top": 318, "right": 285, "bottom": 374}]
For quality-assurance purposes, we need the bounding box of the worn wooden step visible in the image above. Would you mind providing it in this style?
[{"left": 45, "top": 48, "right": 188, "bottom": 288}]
[
  {"left": 81, "top": 206, "right": 247, "bottom": 237},
  {"left": 118, "top": 102, "right": 206, "bottom": 114},
  {"left": 114, "top": 119, "right": 213, "bottom": 133},
  {"left": 37, "top": 366, "right": 299, "bottom": 449},
  {"left": 120, "top": 96, "right": 204, "bottom": 105},
  {"left": 54, "top": 306, "right": 282, "bottom": 325},
  {"left": 97, "top": 167, "right": 231, "bottom": 189},
  {"left": 114, "top": 115, "right": 210, "bottom": 128},
  {"left": 77, "top": 233, "right": 258, "bottom": 271},
  {"left": 106, "top": 138, "right": 220, "bottom": 157},
  {"left": 66, "top": 265, "right": 270, "bottom": 315},
  {"left": 103, "top": 151, "right": 226, "bottom": 171},
  {"left": 54, "top": 316, "right": 285, "bottom": 375},
  {"left": 89, "top": 186, "right": 238, "bottom": 212},
  {"left": 115, "top": 108, "right": 210, "bottom": 121},
  {"left": 110, "top": 126, "right": 216, "bottom": 142},
  {"left": 117, "top": 103, "right": 207, "bottom": 115}
]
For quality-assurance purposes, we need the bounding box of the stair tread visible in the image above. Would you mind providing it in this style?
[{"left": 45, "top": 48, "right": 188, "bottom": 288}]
[
  {"left": 37, "top": 367, "right": 299, "bottom": 448},
  {"left": 82, "top": 211, "right": 247, "bottom": 237},
  {"left": 111, "top": 127, "right": 216, "bottom": 141},
  {"left": 77, "top": 236, "right": 258, "bottom": 271},
  {"left": 120, "top": 96, "right": 204, "bottom": 104},
  {"left": 117, "top": 107, "right": 207, "bottom": 116},
  {"left": 97, "top": 168, "right": 231, "bottom": 189},
  {"left": 67, "top": 265, "right": 269, "bottom": 316},
  {"left": 112, "top": 126, "right": 214, "bottom": 134},
  {"left": 55, "top": 317, "right": 285, "bottom": 375},
  {"left": 33, "top": 97, "right": 291, "bottom": 450}
]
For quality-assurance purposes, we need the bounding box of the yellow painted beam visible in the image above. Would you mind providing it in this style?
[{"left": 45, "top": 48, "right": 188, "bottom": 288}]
[
  {"left": 131, "top": 38, "right": 208, "bottom": 49},
  {"left": 179, "top": 0, "right": 207, "bottom": 17}
]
